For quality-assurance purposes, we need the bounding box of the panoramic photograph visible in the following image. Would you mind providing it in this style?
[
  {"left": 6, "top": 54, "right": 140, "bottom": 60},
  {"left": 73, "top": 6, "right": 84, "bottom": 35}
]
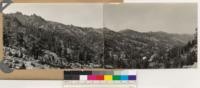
[
  {"left": 103, "top": 3, "right": 197, "bottom": 69},
  {"left": 2, "top": 3, "right": 197, "bottom": 69}
]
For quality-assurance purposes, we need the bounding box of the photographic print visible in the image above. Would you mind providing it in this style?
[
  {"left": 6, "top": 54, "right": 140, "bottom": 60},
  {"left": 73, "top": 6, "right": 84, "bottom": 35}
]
[
  {"left": 2, "top": 3, "right": 104, "bottom": 69},
  {"left": 103, "top": 3, "right": 197, "bottom": 69},
  {"left": 2, "top": 3, "right": 197, "bottom": 69}
]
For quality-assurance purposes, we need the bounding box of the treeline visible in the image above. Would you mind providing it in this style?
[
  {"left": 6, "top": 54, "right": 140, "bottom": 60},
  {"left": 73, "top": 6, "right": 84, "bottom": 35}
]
[
  {"left": 103, "top": 28, "right": 197, "bottom": 69},
  {"left": 3, "top": 13, "right": 104, "bottom": 68},
  {"left": 3, "top": 12, "right": 197, "bottom": 69}
]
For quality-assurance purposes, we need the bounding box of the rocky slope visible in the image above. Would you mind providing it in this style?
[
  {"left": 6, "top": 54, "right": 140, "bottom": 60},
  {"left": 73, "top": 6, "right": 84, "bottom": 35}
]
[
  {"left": 3, "top": 12, "right": 196, "bottom": 69},
  {"left": 3, "top": 12, "right": 104, "bottom": 69},
  {"left": 103, "top": 28, "right": 194, "bottom": 68}
]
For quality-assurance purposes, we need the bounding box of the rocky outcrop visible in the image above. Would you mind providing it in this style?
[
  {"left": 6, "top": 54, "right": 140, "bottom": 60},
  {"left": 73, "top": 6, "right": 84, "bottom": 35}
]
[{"left": 3, "top": 12, "right": 197, "bottom": 69}]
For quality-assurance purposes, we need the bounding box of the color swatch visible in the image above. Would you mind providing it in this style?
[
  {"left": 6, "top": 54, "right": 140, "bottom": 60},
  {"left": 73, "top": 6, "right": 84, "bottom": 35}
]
[{"left": 64, "top": 70, "right": 136, "bottom": 81}]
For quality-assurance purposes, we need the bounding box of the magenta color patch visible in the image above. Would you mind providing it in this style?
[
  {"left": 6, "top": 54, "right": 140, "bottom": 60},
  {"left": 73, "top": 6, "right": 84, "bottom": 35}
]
[{"left": 88, "top": 75, "right": 96, "bottom": 80}]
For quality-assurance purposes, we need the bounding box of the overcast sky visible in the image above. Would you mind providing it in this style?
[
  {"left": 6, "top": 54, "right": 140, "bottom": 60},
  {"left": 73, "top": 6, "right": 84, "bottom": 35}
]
[
  {"left": 4, "top": 3, "right": 103, "bottom": 28},
  {"left": 104, "top": 3, "right": 197, "bottom": 34},
  {"left": 3, "top": 3, "right": 197, "bottom": 34}
]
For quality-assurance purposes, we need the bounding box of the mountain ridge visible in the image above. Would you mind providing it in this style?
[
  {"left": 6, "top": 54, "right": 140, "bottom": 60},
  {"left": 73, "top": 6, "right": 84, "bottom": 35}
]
[{"left": 3, "top": 12, "right": 196, "bottom": 69}]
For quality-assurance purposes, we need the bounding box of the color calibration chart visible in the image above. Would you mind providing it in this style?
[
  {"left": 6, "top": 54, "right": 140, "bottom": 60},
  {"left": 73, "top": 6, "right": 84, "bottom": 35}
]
[{"left": 64, "top": 70, "right": 137, "bottom": 88}]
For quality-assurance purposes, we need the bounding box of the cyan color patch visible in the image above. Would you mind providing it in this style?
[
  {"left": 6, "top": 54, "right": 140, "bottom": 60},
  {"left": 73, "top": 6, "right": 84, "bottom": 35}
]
[{"left": 120, "top": 75, "right": 129, "bottom": 80}]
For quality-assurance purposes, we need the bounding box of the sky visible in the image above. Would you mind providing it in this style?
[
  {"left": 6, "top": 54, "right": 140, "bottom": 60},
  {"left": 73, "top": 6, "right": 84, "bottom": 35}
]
[
  {"left": 3, "top": 3, "right": 103, "bottom": 28},
  {"left": 103, "top": 3, "right": 197, "bottom": 34},
  {"left": 3, "top": 3, "right": 197, "bottom": 34}
]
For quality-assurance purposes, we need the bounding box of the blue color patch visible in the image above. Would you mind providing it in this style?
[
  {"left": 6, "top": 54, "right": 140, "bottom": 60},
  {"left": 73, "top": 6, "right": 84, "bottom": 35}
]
[{"left": 128, "top": 75, "right": 136, "bottom": 80}]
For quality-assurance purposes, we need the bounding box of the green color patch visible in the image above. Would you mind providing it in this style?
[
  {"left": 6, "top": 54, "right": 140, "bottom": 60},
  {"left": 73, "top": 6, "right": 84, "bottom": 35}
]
[{"left": 113, "top": 75, "right": 120, "bottom": 80}]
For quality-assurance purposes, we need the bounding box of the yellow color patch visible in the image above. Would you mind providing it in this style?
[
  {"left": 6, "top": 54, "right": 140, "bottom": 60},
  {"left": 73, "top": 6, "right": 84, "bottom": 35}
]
[{"left": 104, "top": 75, "right": 113, "bottom": 80}]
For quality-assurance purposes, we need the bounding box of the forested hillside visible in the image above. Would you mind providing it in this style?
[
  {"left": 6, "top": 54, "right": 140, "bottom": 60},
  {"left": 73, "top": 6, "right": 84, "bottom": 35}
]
[
  {"left": 3, "top": 12, "right": 104, "bottom": 69},
  {"left": 3, "top": 12, "right": 197, "bottom": 69},
  {"left": 104, "top": 28, "right": 196, "bottom": 68}
]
